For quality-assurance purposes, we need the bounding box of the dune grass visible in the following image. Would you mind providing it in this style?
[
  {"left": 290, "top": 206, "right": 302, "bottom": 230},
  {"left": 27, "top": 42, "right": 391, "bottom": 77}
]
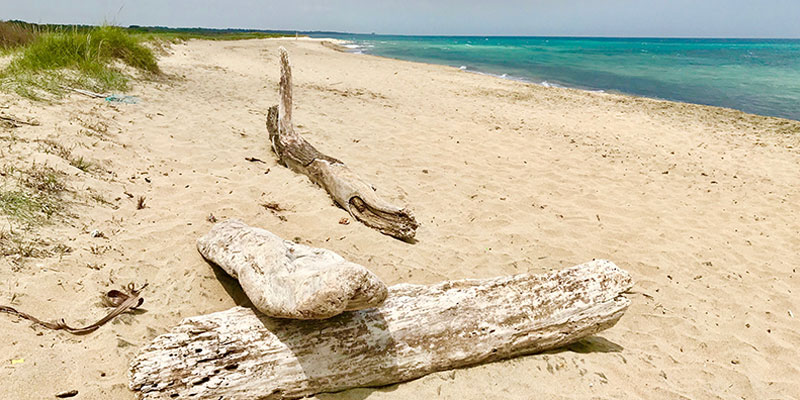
[
  {"left": 0, "top": 21, "right": 38, "bottom": 51},
  {"left": 0, "top": 189, "right": 58, "bottom": 221},
  {"left": 0, "top": 25, "right": 159, "bottom": 99},
  {"left": 0, "top": 163, "right": 67, "bottom": 223},
  {"left": 0, "top": 21, "right": 296, "bottom": 99}
]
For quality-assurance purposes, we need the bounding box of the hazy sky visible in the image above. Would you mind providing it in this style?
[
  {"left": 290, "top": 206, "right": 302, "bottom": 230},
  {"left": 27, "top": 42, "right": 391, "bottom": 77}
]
[{"left": 2, "top": 0, "right": 799, "bottom": 38}]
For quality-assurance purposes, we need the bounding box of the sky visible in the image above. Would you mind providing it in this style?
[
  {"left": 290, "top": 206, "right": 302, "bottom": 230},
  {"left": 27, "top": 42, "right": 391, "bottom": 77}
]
[{"left": 2, "top": 0, "right": 800, "bottom": 38}]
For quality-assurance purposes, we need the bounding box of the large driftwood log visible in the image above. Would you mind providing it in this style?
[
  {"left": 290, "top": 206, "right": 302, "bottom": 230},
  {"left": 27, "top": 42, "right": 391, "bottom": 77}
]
[
  {"left": 129, "top": 260, "right": 633, "bottom": 399},
  {"left": 266, "top": 47, "right": 418, "bottom": 240},
  {"left": 197, "top": 220, "right": 387, "bottom": 319}
]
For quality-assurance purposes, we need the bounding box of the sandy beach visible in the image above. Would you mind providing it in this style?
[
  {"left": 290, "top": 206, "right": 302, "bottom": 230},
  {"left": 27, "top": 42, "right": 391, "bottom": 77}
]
[{"left": 1, "top": 37, "right": 799, "bottom": 399}]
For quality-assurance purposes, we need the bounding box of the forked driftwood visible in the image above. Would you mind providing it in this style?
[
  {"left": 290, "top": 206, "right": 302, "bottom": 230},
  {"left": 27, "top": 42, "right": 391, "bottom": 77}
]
[
  {"left": 129, "top": 260, "right": 632, "bottom": 399},
  {"left": 0, "top": 283, "right": 147, "bottom": 334},
  {"left": 266, "top": 47, "right": 418, "bottom": 240},
  {"left": 197, "top": 220, "right": 388, "bottom": 319}
]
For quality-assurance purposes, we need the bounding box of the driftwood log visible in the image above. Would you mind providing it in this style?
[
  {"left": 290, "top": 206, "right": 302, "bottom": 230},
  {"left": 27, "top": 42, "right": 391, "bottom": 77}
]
[
  {"left": 129, "top": 260, "right": 633, "bottom": 399},
  {"left": 266, "top": 47, "right": 418, "bottom": 240},
  {"left": 197, "top": 219, "right": 388, "bottom": 319}
]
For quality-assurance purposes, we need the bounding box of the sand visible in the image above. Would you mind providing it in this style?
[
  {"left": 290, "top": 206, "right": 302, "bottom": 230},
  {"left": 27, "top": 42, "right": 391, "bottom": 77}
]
[{"left": 1, "top": 37, "right": 799, "bottom": 399}]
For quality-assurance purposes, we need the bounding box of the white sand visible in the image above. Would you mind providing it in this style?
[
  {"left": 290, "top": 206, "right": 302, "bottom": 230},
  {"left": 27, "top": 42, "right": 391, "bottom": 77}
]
[{"left": 1, "top": 38, "right": 799, "bottom": 399}]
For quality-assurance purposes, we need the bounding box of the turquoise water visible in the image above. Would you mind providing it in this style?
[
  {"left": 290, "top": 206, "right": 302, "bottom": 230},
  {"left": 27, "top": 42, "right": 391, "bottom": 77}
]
[{"left": 311, "top": 34, "right": 800, "bottom": 121}]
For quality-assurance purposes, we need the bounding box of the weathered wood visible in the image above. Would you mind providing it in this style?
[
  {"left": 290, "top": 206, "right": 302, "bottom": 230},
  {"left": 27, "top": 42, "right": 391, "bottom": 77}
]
[
  {"left": 266, "top": 47, "right": 418, "bottom": 240},
  {"left": 197, "top": 219, "right": 388, "bottom": 319},
  {"left": 0, "top": 114, "right": 40, "bottom": 127},
  {"left": 60, "top": 85, "right": 108, "bottom": 98},
  {"left": 129, "top": 260, "right": 633, "bottom": 399},
  {"left": 320, "top": 40, "right": 350, "bottom": 52}
]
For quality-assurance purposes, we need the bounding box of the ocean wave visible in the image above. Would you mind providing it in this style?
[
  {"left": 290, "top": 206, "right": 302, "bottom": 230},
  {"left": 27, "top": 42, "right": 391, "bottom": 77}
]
[
  {"left": 461, "top": 68, "right": 531, "bottom": 84},
  {"left": 540, "top": 80, "right": 563, "bottom": 88},
  {"left": 461, "top": 68, "right": 580, "bottom": 91},
  {"left": 334, "top": 41, "right": 370, "bottom": 54},
  {"left": 337, "top": 42, "right": 376, "bottom": 54}
]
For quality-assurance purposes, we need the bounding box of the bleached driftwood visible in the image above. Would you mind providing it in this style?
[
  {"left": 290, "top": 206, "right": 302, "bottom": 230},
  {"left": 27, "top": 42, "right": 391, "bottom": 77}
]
[
  {"left": 320, "top": 40, "right": 349, "bottom": 52},
  {"left": 197, "top": 219, "right": 388, "bottom": 319},
  {"left": 266, "top": 47, "right": 418, "bottom": 240},
  {"left": 60, "top": 85, "right": 108, "bottom": 98},
  {"left": 129, "top": 260, "right": 633, "bottom": 399}
]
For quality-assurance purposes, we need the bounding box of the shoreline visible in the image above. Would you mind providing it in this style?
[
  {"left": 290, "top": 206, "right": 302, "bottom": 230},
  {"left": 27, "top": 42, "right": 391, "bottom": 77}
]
[
  {"left": 328, "top": 37, "right": 800, "bottom": 123},
  {"left": 352, "top": 43, "right": 800, "bottom": 129}
]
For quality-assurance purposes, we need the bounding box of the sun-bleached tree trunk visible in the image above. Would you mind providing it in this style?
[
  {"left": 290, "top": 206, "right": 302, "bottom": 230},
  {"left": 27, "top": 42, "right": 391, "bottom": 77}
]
[
  {"left": 197, "top": 220, "right": 387, "bottom": 319},
  {"left": 266, "top": 47, "right": 418, "bottom": 241},
  {"left": 129, "top": 260, "right": 633, "bottom": 400}
]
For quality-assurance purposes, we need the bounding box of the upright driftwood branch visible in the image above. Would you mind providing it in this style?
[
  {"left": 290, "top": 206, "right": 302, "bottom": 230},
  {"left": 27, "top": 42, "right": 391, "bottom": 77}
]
[
  {"left": 130, "top": 260, "right": 633, "bottom": 399},
  {"left": 197, "top": 220, "right": 388, "bottom": 319},
  {"left": 267, "top": 47, "right": 418, "bottom": 240}
]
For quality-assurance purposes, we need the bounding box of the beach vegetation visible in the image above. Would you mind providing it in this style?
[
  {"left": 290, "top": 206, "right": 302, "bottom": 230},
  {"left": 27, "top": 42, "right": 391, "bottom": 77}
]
[
  {"left": 0, "top": 163, "right": 67, "bottom": 224},
  {"left": 37, "top": 139, "right": 100, "bottom": 174},
  {"left": 68, "top": 156, "right": 97, "bottom": 173},
  {"left": 126, "top": 25, "right": 295, "bottom": 42},
  {"left": 0, "top": 20, "right": 296, "bottom": 99},
  {"left": 0, "top": 188, "right": 61, "bottom": 222},
  {"left": 0, "top": 23, "right": 159, "bottom": 99},
  {"left": 0, "top": 20, "right": 39, "bottom": 51}
]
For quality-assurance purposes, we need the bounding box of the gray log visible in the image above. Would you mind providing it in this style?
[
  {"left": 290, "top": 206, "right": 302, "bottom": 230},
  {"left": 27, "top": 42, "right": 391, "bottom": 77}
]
[
  {"left": 129, "top": 260, "right": 633, "bottom": 399},
  {"left": 266, "top": 47, "right": 418, "bottom": 240},
  {"left": 197, "top": 219, "right": 388, "bottom": 319}
]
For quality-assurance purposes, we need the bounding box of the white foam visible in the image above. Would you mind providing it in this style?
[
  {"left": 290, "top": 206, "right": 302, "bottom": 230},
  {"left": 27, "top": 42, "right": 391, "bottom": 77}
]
[
  {"left": 463, "top": 69, "right": 530, "bottom": 84},
  {"left": 540, "top": 80, "right": 565, "bottom": 88}
]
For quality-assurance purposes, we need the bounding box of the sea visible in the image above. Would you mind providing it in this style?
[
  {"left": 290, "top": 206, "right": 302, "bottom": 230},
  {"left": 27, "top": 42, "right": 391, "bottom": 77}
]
[{"left": 308, "top": 34, "right": 800, "bottom": 121}]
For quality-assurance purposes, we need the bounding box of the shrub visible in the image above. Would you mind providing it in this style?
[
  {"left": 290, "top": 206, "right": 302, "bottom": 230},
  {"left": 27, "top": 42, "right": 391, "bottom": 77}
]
[{"left": 0, "top": 21, "right": 37, "bottom": 50}]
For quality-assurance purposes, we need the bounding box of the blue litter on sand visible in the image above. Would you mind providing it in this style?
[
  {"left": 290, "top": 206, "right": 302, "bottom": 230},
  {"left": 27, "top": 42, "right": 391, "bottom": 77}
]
[{"left": 105, "top": 94, "right": 139, "bottom": 104}]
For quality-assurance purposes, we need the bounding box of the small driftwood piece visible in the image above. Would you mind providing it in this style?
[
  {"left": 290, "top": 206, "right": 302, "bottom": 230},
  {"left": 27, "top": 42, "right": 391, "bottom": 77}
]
[
  {"left": 0, "top": 283, "right": 147, "bottom": 335},
  {"left": 61, "top": 85, "right": 108, "bottom": 98},
  {"left": 266, "top": 47, "right": 418, "bottom": 240},
  {"left": 320, "top": 40, "right": 349, "bottom": 52},
  {"left": 129, "top": 260, "right": 632, "bottom": 399},
  {"left": 0, "top": 114, "right": 40, "bottom": 127},
  {"left": 197, "top": 219, "right": 387, "bottom": 319}
]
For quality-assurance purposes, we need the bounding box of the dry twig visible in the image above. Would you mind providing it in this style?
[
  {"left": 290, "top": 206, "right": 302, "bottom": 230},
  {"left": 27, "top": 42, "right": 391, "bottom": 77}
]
[{"left": 0, "top": 283, "right": 148, "bottom": 335}]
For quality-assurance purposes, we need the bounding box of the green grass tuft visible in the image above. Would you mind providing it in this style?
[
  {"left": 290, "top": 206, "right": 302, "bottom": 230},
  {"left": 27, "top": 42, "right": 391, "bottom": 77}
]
[
  {"left": 0, "top": 25, "right": 159, "bottom": 99},
  {"left": 0, "top": 189, "right": 59, "bottom": 221},
  {"left": 0, "top": 163, "right": 68, "bottom": 223},
  {"left": 69, "top": 156, "right": 96, "bottom": 172}
]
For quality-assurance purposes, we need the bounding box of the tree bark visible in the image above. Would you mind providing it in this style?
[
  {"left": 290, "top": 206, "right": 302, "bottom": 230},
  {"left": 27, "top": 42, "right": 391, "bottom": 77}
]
[
  {"left": 266, "top": 47, "right": 418, "bottom": 241},
  {"left": 197, "top": 219, "right": 388, "bottom": 320},
  {"left": 129, "top": 260, "right": 633, "bottom": 400}
]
